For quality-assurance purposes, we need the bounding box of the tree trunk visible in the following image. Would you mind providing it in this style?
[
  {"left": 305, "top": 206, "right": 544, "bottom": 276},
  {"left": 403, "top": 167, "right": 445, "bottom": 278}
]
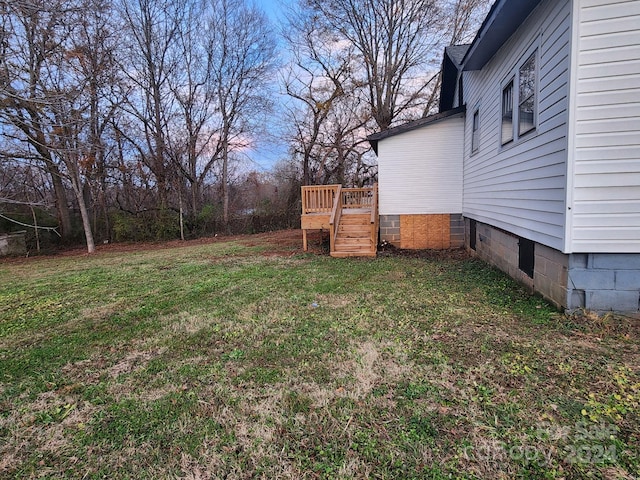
[
  {"left": 191, "top": 181, "right": 198, "bottom": 219},
  {"left": 78, "top": 193, "right": 96, "bottom": 253},
  {"left": 222, "top": 140, "right": 229, "bottom": 226},
  {"left": 46, "top": 160, "right": 73, "bottom": 240},
  {"left": 70, "top": 172, "right": 96, "bottom": 253}
]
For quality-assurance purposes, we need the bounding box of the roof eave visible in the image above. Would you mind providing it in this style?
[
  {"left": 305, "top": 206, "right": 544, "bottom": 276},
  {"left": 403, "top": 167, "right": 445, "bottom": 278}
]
[
  {"left": 462, "top": 0, "right": 543, "bottom": 71},
  {"left": 367, "top": 106, "right": 466, "bottom": 155}
]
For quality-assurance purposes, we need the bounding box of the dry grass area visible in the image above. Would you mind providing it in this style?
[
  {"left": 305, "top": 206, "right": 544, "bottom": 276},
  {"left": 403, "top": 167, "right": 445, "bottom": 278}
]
[{"left": 0, "top": 230, "right": 638, "bottom": 479}]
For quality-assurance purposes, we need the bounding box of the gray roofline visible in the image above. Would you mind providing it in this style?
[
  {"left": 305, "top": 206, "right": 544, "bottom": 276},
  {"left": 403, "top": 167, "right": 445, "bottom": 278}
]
[
  {"left": 367, "top": 106, "right": 466, "bottom": 155},
  {"left": 445, "top": 44, "right": 471, "bottom": 66},
  {"left": 462, "top": 0, "right": 542, "bottom": 71},
  {"left": 439, "top": 45, "right": 470, "bottom": 112}
]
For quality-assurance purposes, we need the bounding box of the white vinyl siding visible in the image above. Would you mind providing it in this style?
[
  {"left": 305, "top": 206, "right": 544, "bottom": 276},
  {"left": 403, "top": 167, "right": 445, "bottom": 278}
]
[
  {"left": 463, "top": 0, "right": 571, "bottom": 251},
  {"left": 566, "top": 0, "right": 640, "bottom": 253},
  {"left": 378, "top": 116, "right": 464, "bottom": 215}
]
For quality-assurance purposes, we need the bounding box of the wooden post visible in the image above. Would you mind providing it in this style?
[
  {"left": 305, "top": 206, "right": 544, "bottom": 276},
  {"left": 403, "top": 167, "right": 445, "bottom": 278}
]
[{"left": 303, "top": 229, "right": 308, "bottom": 251}]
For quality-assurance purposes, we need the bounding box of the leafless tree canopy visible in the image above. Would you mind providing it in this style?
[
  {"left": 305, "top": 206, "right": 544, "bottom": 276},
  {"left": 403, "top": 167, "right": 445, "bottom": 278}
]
[
  {"left": 0, "top": 0, "right": 489, "bottom": 250},
  {"left": 282, "top": 0, "right": 490, "bottom": 186}
]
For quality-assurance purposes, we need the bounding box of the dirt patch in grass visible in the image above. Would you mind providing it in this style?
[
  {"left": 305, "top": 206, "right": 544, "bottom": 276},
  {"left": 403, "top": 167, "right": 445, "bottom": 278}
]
[
  {"left": 108, "top": 349, "right": 162, "bottom": 378},
  {"left": 378, "top": 244, "right": 471, "bottom": 261},
  {"left": 0, "top": 388, "right": 97, "bottom": 476},
  {"left": 314, "top": 293, "right": 355, "bottom": 309},
  {"left": 1, "top": 231, "right": 639, "bottom": 478},
  {"left": 2, "top": 229, "right": 305, "bottom": 264}
]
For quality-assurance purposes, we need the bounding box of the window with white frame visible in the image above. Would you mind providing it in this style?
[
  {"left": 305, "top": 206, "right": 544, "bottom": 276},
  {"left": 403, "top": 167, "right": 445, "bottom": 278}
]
[
  {"left": 472, "top": 109, "right": 480, "bottom": 153},
  {"left": 501, "top": 81, "right": 514, "bottom": 144},
  {"left": 518, "top": 52, "right": 536, "bottom": 135},
  {"left": 500, "top": 48, "right": 538, "bottom": 146}
]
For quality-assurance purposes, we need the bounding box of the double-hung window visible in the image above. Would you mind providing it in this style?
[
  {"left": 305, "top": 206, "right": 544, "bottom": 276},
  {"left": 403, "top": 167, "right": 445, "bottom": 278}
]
[
  {"left": 472, "top": 109, "right": 480, "bottom": 153},
  {"left": 501, "top": 49, "right": 537, "bottom": 145}
]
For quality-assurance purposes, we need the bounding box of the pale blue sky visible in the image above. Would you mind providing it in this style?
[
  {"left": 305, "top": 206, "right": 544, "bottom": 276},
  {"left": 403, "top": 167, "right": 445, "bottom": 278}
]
[
  {"left": 259, "top": 0, "right": 291, "bottom": 25},
  {"left": 243, "top": 0, "right": 295, "bottom": 172}
]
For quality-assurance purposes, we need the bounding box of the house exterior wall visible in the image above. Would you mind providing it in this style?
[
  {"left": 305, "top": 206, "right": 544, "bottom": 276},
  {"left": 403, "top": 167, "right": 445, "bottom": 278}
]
[
  {"left": 466, "top": 218, "right": 640, "bottom": 312},
  {"left": 400, "top": 214, "right": 451, "bottom": 249},
  {"left": 379, "top": 215, "right": 400, "bottom": 245},
  {"left": 377, "top": 116, "right": 464, "bottom": 216},
  {"left": 466, "top": 217, "right": 569, "bottom": 310},
  {"left": 568, "top": 254, "right": 640, "bottom": 311},
  {"left": 469, "top": 218, "right": 536, "bottom": 291},
  {"left": 450, "top": 214, "right": 465, "bottom": 248},
  {"left": 462, "top": 0, "right": 571, "bottom": 252},
  {"left": 565, "top": 0, "right": 640, "bottom": 253}
]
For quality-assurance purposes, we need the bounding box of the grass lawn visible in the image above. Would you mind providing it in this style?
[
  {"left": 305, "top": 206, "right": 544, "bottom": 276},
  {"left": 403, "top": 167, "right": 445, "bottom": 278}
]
[{"left": 1, "top": 230, "right": 638, "bottom": 479}]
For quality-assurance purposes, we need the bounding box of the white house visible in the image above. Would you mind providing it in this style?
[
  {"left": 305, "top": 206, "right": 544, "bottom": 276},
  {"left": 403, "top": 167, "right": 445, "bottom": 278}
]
[{"left": 368, "top": 0, "right": 640, "bottom": 312}]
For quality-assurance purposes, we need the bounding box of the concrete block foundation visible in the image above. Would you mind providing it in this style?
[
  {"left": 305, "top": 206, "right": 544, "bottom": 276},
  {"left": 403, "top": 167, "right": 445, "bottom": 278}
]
[
  {"left": 379, "top": 215, "right": 401, "bottom": 245},
  {"left": 465, "top": 218, "right": 640, "bottom": 313}
]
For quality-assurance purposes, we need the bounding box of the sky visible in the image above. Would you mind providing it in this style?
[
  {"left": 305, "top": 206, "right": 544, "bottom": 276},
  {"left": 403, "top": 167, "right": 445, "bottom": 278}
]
[
  {"left": 259, "top": 0, "right": 289, "bottom": 22},
  {"left": 241, "top": 0, "right": 293, "bottom": 173}
]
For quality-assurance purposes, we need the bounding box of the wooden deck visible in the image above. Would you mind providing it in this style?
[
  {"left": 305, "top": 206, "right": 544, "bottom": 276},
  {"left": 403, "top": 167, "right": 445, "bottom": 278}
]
[{"left": 301, "top": 184, "right": 379, "bottom": 257}]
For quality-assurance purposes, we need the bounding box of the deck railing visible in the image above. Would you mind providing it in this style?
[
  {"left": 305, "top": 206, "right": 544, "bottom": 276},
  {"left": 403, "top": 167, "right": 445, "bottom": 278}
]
[
  {"left": 329, "top": 185, "right": 343, "bottom": 254},
  {"left": 301, "top": 185, "right": 340, "bottom": 214},
  {"left": 341, "top": 188, "right": 374, "bottom": 209},
  {"left": 301, "top": 183, "right": 378, "bottom": 256},
  {"left": 370, "top": 183, "right": 379, "bottom": 248}
]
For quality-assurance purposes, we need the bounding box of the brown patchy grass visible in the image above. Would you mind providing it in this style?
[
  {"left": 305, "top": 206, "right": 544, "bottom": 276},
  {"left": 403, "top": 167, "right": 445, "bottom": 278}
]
[{"left": 0, "top": 231, "right": 638, "bottom": 479}]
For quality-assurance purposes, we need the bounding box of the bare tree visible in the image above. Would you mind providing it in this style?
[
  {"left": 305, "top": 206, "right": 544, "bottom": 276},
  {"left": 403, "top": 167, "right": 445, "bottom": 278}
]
[
  {"left": 166, "top": 0, "right": 220, "bottom": 217},
  {"left": 118, "top": 0, "right": 184, "bottom": 208},
  {"left": 0, "top": 0, "right": 130, "bottom": 252},
  {"left": 305, "top": 0, "right": 444, "bottom": 131},
  {"left": 283, "top": 0, "right": 490, "bottom": 189},
  {"left": 422, "top": 0, "right": 492, "bottom": 114},
  {"left": 207, "top": 0, "right": 277, "bottom": 226},
  {"left": 69, "top": 0, "right": 124, "bottom": 243},
  {"left": 0, "top": 0, "right": 77, "bottom": 238},
  {"left": 282, "top": 9, "right": 355, "bottom": 185}
]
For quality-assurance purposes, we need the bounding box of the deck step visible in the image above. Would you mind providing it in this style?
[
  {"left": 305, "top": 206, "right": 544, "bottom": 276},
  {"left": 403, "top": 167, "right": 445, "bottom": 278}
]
[
  {"left": 340, "top": 216, "right": 370, "bottom": 221},
  {"left": 335, "top": 237, "right": 371, "bottom": 245},
  {"left": 338, "top": 227, "right": 371, "bottom": 235},
  {"left": 339, "top": 222, "right": 370, "bottom": 229},
  {"left": 334, "top": 204, "right": 377, "bottom": 257},
  {"left": 331, "top": 251, "right": 376, "bottom": 258},
  {"left": 334, "top": 247, "right": 374, "bottom": 254},
  {"left": 334, "top": 230, "right": 374, "bottom": 256},
  {"left": 339, "top": 217, "right": 370, "bottom": 226},
  {"left": 338, "top": 233, "right": 370, "bottom": 239},
  {"left": 334, "top": 246, "right": 372, "bottom": 252}
]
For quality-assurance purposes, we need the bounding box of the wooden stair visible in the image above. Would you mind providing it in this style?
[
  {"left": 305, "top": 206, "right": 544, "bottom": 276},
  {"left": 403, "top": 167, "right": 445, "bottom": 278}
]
[
  {"left": 301, "top": 184, "right": 378, "bottom": 258},
  {"left": 331, "top": 212, "right": 376, "bottom": 257}
]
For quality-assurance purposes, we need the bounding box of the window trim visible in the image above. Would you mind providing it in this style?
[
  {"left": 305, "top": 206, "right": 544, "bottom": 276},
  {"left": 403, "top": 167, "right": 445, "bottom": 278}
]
[
  {"left": 518, "top": 51, "right": 537, "bottom": 137},
  {"left": 500, "top": 80, "right": 514, "bottom": 145},
  {"left": 471, "top": 109, "right": 480, "bottom": 154},
  {"left": 499, "top": 45, "right": 539, "bottom": 148}
]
